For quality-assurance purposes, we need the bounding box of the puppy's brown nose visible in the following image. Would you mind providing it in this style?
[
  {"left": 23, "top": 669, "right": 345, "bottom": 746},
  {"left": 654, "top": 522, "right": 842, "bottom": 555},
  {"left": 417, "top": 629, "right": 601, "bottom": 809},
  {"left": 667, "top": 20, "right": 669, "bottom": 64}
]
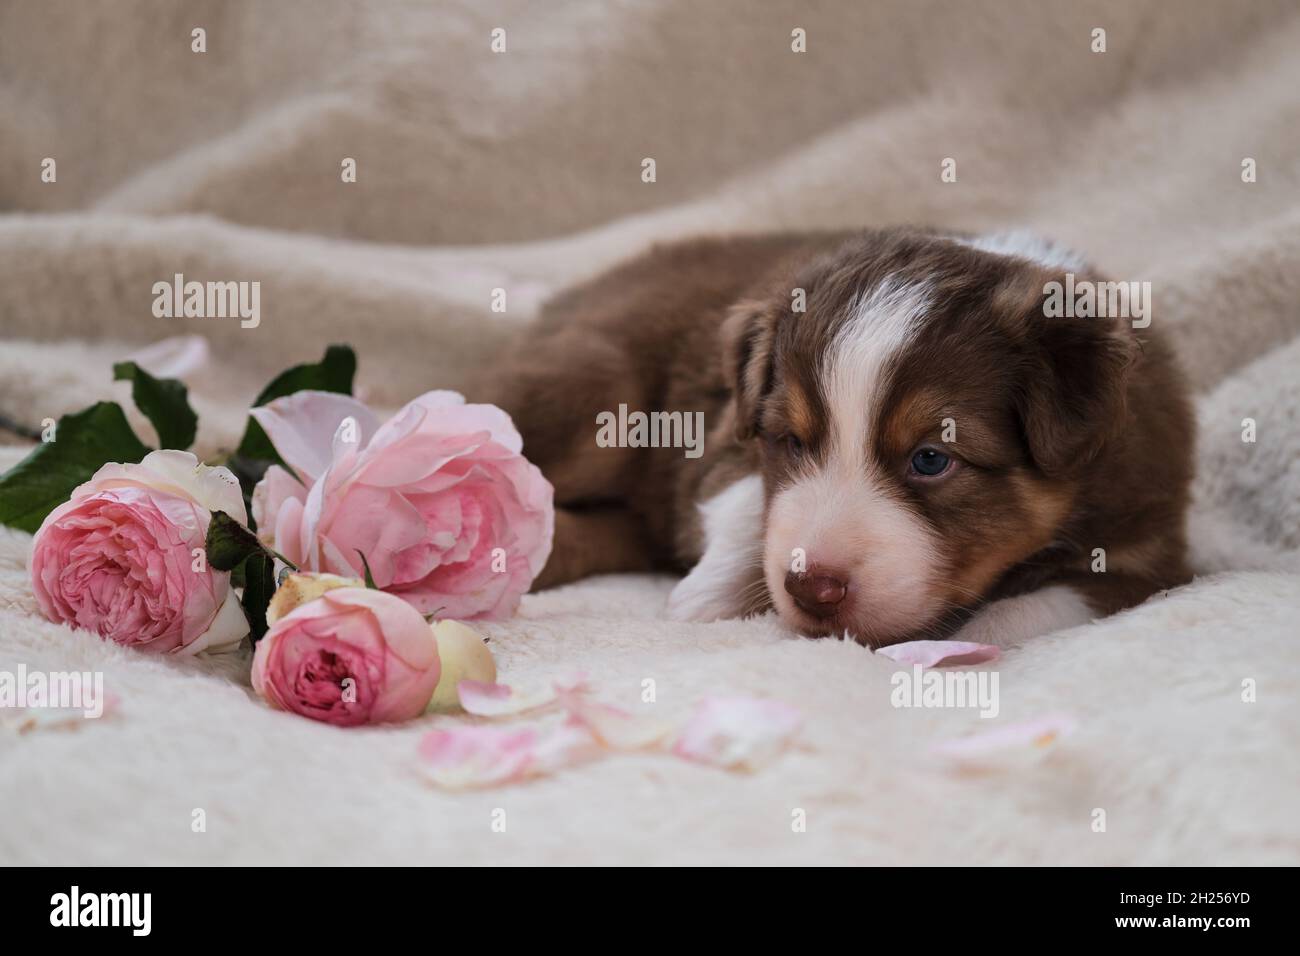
[{"left": 784, "top": 567, "right": 848, "bottom": 618}]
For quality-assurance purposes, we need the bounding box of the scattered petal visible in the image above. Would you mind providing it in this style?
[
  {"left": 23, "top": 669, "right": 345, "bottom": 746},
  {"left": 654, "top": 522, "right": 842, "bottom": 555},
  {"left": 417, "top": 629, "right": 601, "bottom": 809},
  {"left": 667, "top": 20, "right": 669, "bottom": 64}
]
[
  {"left": 530, "top": 721, "right": 602, "bottom": 772},
  {"left": 417, "top": 721, "right": 597, "bottom": 789},
  {"left": 1, "top": 693, "right": 120, "bottom": 734},
  {"left": 418, "top": 725, "right": 539, "bottom": 787},
  {"left": 123, "top": 335, "right": 209, "bottom": 380},
  {"left": 456, "top": 681, "right": 507, "bottom": 711},
  {"left": 673, "top": 697, "right": 803, "bottom": 770},
  {"left": 931, "top": 713, "right": 1078, "bottom": 767},
  {"left": 560, "top": 692, "right": 675, "bottom": 750},
  {"left": 457, "top": 673, "right": 586, "bottom": 717},
  {"left": 425, "top": 678, "right": 804, "bottom": 787},
  {"left": 876, "top": 640, "right": 1001, "bottom": 667},
  {"left": 457, "top": 680, "right": 553, "bottom": 717}
]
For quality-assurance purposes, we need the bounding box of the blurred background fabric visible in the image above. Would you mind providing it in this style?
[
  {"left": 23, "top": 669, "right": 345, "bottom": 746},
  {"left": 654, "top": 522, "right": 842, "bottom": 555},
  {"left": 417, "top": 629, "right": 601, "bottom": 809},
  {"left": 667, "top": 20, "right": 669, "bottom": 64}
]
[{"left": 1, "top": 0, "right": 1298, "bottom": 864}]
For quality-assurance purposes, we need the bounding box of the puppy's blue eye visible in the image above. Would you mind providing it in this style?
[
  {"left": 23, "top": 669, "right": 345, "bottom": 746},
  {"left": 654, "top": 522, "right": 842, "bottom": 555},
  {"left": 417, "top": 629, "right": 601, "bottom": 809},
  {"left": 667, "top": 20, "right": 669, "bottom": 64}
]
[{"left": 910, "top": 448, "right": 951, "bottom": 477}]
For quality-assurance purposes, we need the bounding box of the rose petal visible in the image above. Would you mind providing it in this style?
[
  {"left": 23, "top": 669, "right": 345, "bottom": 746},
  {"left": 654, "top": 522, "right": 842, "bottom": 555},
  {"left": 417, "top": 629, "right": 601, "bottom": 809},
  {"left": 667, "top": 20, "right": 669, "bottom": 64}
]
[
  {"left": 311, "top": 587, "right": 440, "bottom": 673},
  {"left": 456, "top": 681, "right": 521, "bottom": 715},
  {"left": 250, "top": 391, "right": 380, "bottom": 486},
  {"left": 87, "top": 450, "right": 246, "bottom": 524},
  {"left": 457, "top": 673, "right": 586, "bottom": 717},
  {"left": 1, "top": 693, "right": 120, "bottom": 734},
  {"left": 418, "top": 726, "right": 540, "bottom": 788},
  {"left": 123, "top": 335, "right": 209, "bottom": 379},
  {"left": 360, "top": 393, "right": 524, "bottom": 483},
  {"left": 930, "top": 713, "right": 1078, "bottom": 765},
  {"left": 875, "top": 640, "right": 1001, "bottom": 667},
  {"left": 178, "top": 585, "right": 249, "bottom": 657},
  {"left": 417, "top": 721, "right": 596, "bottom": 789},
  {"left": 252, "top": 464, "right": 306, "bottom": 543},
  {"left": 319, "top": 484, "right": 426, "bottom": 585},
  {"left": 560, "top": 693, "right": 675, "bottom": 750},
  {"left": 673, "top": 697, "right": 803, "bottom": 770},
  {"left": 529, "top": 721, "right": 601, "bottom": 773}
]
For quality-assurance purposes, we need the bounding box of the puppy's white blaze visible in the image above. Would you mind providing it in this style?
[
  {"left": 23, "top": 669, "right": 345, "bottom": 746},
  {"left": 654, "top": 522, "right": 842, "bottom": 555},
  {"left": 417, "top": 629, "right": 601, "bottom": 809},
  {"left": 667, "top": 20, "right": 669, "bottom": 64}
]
[
  {"left": 955, "top": 230, "right": 1088, "bottom": 272},
  {"left": 823, "top": 275, "right": 934, "bottom": 464},
  {"left": 667, "top": 474, "right": 765, "bottom": 622},
  {"left": 763, "top": 276, "right": 941, "bottom": 639}
]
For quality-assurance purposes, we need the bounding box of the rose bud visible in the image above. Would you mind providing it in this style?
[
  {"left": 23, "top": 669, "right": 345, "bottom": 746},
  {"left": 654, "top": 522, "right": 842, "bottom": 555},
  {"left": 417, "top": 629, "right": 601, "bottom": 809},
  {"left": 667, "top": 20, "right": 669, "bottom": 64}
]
[
  {"left": 30, "top": 450, "right": 248, "bottom": 654},
  {"left": 266, "top": 572, "right": 362, "bottom": 625},
  {"left": 426, "top": 619, "right": 497, "bottom": 713}
]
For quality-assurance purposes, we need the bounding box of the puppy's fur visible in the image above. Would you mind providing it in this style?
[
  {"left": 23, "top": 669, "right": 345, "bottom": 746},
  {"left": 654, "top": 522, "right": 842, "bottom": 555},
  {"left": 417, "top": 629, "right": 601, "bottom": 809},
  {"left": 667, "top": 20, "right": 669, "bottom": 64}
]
[{"left": 474, "top": 228, "right": 1194, "bottom": 647}]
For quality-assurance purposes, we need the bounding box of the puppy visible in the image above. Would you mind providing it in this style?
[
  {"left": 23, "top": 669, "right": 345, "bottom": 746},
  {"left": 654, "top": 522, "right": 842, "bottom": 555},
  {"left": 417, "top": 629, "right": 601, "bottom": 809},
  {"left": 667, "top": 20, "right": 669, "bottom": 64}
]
[{"left": 476, "top": 228, "right": 1194, "bottom": 647}]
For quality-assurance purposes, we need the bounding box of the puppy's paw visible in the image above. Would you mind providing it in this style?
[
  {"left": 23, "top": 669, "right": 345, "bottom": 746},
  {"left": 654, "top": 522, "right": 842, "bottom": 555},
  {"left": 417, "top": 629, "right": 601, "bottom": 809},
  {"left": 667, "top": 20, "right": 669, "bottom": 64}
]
[
  {"left": 666, "top": 571, "right": 749, "bottom": 622},
  {"left": 951, "top": 585, "right": 1095, "bottom": 648},
  {"left": 667, "top": 474, "right": 767, "bottom": 623}
]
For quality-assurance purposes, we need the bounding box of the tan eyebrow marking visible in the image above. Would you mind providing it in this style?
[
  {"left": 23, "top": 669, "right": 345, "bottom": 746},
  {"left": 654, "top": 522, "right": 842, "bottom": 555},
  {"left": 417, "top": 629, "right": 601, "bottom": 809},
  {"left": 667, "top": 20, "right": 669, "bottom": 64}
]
[{"left": 783, "top": 380, "right": 819, "bottom": 442}]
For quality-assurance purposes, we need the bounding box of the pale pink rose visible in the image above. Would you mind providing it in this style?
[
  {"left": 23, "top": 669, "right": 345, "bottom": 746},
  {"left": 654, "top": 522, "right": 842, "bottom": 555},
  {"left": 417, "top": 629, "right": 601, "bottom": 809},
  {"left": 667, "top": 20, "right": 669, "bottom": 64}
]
[
  {"left": 250, "top": 390, "right": 554, "bottom": 620},
  {"left": 29, "top": 450, "right": 249, "bottom": 655},
  {"left": 251, "top": 586, "right": 441, "bottom": 726}
]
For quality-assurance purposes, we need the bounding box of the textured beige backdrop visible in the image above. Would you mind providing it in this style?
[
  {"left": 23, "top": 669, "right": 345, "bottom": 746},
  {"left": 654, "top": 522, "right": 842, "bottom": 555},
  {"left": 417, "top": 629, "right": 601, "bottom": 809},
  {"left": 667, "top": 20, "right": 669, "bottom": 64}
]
[{"left": 1, "top": 0, "right": 1297, "bottom": 864}]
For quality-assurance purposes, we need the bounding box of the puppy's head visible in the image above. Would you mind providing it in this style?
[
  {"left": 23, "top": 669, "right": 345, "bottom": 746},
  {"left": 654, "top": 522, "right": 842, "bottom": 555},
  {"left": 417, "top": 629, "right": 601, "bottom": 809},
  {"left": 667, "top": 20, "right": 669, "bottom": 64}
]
[{"left": 723, "top": 230, "right": 1135, "bottom": 646}]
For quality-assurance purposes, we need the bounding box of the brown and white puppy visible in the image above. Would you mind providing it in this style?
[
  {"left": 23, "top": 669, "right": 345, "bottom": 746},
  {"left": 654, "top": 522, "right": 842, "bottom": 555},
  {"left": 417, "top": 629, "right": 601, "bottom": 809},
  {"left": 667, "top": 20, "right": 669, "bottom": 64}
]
[{"left": 475, "top": 228, "right": 1194, "bottom": 647}]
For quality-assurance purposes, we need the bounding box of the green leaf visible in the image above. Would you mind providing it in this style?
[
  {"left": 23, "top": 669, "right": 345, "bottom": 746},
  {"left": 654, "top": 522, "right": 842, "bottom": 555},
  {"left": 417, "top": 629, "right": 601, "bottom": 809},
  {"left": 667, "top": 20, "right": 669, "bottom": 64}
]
[
  {"left": 241, "top": 551, "right": 276, "bottom": 643},
  {"left": 205, "top": 510, "right": 265, "bottom": 572},
  {"left": 251, "top": 344, "right": 357, "bottom": 408},
  {"left": 112, "top": 361, "right": 198, "bottom": 450},
  {"left": 0, "top": 402, "right": 150, "bottom": 533},
  {"left": 233, "top": 345, "right": 356, "bottom": 463},
  {"left": 355, "top": 550, "right": 378, "bottom": 589},
  {"left": 233, "top": 424, "right": 286, "bottom": 469}
]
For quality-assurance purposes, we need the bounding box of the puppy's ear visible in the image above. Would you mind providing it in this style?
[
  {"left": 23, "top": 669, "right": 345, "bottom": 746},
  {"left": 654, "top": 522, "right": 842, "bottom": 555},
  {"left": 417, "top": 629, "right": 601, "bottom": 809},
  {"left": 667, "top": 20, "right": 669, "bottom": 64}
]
[
  {"left": 719, "top": 299, "right": 779, "bottom": 441},
  {"left": 1004, "top": 276, "right": 1138, "bottom": 477}
]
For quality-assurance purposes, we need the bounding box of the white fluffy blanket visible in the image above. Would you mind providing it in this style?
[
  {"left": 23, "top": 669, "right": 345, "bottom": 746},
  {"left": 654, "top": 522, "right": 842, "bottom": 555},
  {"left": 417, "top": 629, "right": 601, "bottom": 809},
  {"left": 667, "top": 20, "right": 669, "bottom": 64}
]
[{"left": 1, "top": 0, "right": 1298, "bottom": 865}]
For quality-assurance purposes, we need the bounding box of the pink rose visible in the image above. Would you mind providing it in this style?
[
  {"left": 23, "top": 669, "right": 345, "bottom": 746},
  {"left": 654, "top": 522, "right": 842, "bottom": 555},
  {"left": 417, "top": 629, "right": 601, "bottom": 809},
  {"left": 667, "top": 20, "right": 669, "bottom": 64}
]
[
  {"left": 251, "top": 585, "right": 441, "bottom": 726},
  {"left": 250, "top": 390, "right": 554, "bottom": 619},
  {"left": 29, "top": 450, "right": 249, "bottom": 654}
]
